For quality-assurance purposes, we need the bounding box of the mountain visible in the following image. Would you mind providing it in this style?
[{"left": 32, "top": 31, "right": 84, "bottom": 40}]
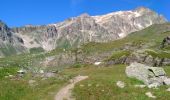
[
  {"left": 0, "top": 7, "right": 167, "bottom": 57},
  {"left": 12, "top": 14, "right": 118, "bottom": 51},
  {"left": 0, "top": 20, "right": 26, "bottom": 57},
  {"left": 12, "top": 7, "right": 166, "bottom": 51}
]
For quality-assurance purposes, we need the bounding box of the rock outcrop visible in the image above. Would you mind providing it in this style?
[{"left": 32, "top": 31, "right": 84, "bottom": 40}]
[
  {"left": 126, "top": 62, "right": 170, "bottom": 87},
  {"left": 161, "top": 36, "right": 170, "bottom": 48}
]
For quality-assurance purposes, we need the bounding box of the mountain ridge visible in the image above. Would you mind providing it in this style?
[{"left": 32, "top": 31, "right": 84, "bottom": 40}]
[{"left": 0, "top": 7, "right": 168, "bottom": 57}]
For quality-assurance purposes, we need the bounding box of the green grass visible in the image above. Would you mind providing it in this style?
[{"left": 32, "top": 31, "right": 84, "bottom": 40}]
[
  {"left": 0, "top": 67, "right": 19, "bottom": 79},
  {"left": 29, "top": 47, "right": 45, "bottom": 54},
  {"left": 146, "top": 49, "right": 170, "bottom": 58},
  {"left": 0, "top": 72, "right": 72, "bottom": 100},
  {"left": 105, "top": 50, "right": 131, "bottom": 61}
]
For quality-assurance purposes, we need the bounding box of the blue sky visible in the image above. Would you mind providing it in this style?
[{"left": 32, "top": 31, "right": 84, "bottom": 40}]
[{"left": 0, "top": 0, "right": 169, "bottom": 27}]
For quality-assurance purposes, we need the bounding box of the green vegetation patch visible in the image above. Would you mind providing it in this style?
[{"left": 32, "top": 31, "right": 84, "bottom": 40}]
[
  {"left": 0, "top": 44, "right": 17, "bottom": 56},
  {"left": 146, "top": 49, "right": 170, "bottom": 58},
  {"left": 29, "top": 47, "right": 45, "bottom": 54},
  {"left": 0, "top": 67, "right": 19, "bottom": 79},
  {"left": 0, "top": 73, "right": 71, "bottom": 100},
  {"left": 106, "top": 50, "right": 131, "bottom": 61}
]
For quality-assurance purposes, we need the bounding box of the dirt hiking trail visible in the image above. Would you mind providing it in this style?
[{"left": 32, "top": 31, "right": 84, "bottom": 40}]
[{"left": 54, "top": 75, "right": 88, "bottom": 100}]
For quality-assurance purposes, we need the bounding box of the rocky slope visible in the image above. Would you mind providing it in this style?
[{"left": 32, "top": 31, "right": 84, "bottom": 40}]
[
  {"left": 77, "top": 23, "right": 170, "bottom": 67},
  {"left": 11, "top": 7, "right": 166, "bottom": 51},
  {"left": 0, "top": 20, "right": 26, "bottom": 57}
]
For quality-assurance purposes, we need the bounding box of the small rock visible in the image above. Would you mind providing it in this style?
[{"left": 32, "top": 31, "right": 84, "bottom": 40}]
[
  {"left": 17, "top": 69, "right": 26, "bottom": 74},
  {"left": 80, "top": 84, "right": 84, "bottom": 87},
  {"left": 166, "top": 88, "right": 170, "bottom": 92},
  {"left": 28, "top": 80, "right": 36, "bottom": 86},
  {"left": 39, "top": 70, "right": 44, "bottom": 74},
  {"left": 44, "top": 72, "right": 55, "bottom": 78},
  {"left": 8, "top": 75, "right": 13, "bottom": 77},
  {"left": 116, "top": 81, "right": 125, "bottom": 88},
  {"left": 148, "top": 83, "right": 160, "bottom": 89},
  {"left": 145, "top": 92, "right": 156, "bottom": 99},
  {"left": 94, "top": 62, "right": 102, "bottom": 65},
  {"left": 164, "top": 78, "right": 170, "bottom": 85},
  {"left": 134, "top": 84, "right": 146, "bottom": 88}
]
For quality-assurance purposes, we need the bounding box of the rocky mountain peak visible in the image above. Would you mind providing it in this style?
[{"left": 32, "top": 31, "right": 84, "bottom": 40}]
[
  {"left": 134, "top": 6, "right": 152, "bottom": 13},
  {"left": 79, "top": 13, "right": 90, "bottom": 18},
  {"left": 93, "top": 7, "right": 167, "bottom": 38}
]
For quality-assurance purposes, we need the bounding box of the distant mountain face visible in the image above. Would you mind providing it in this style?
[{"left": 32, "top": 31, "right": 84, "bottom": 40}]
[
  {"left": 93, "top": 7, "right": 166, "bottom": 38},
  {"left": 12, "top": 14, "right": 119, "bottom": 51},
  {"left": 0, "top": 7, "right": 167, "bottom": 56}
]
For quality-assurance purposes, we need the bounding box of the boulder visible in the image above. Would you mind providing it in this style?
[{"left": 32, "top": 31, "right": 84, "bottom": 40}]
[{"left": 126, "top": 62, "right": 167, "bottom": 86}]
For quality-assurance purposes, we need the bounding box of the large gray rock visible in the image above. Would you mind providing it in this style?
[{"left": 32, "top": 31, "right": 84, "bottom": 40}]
[{"left": 125, "top": 62, "right": 166, "bottom": 86}]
